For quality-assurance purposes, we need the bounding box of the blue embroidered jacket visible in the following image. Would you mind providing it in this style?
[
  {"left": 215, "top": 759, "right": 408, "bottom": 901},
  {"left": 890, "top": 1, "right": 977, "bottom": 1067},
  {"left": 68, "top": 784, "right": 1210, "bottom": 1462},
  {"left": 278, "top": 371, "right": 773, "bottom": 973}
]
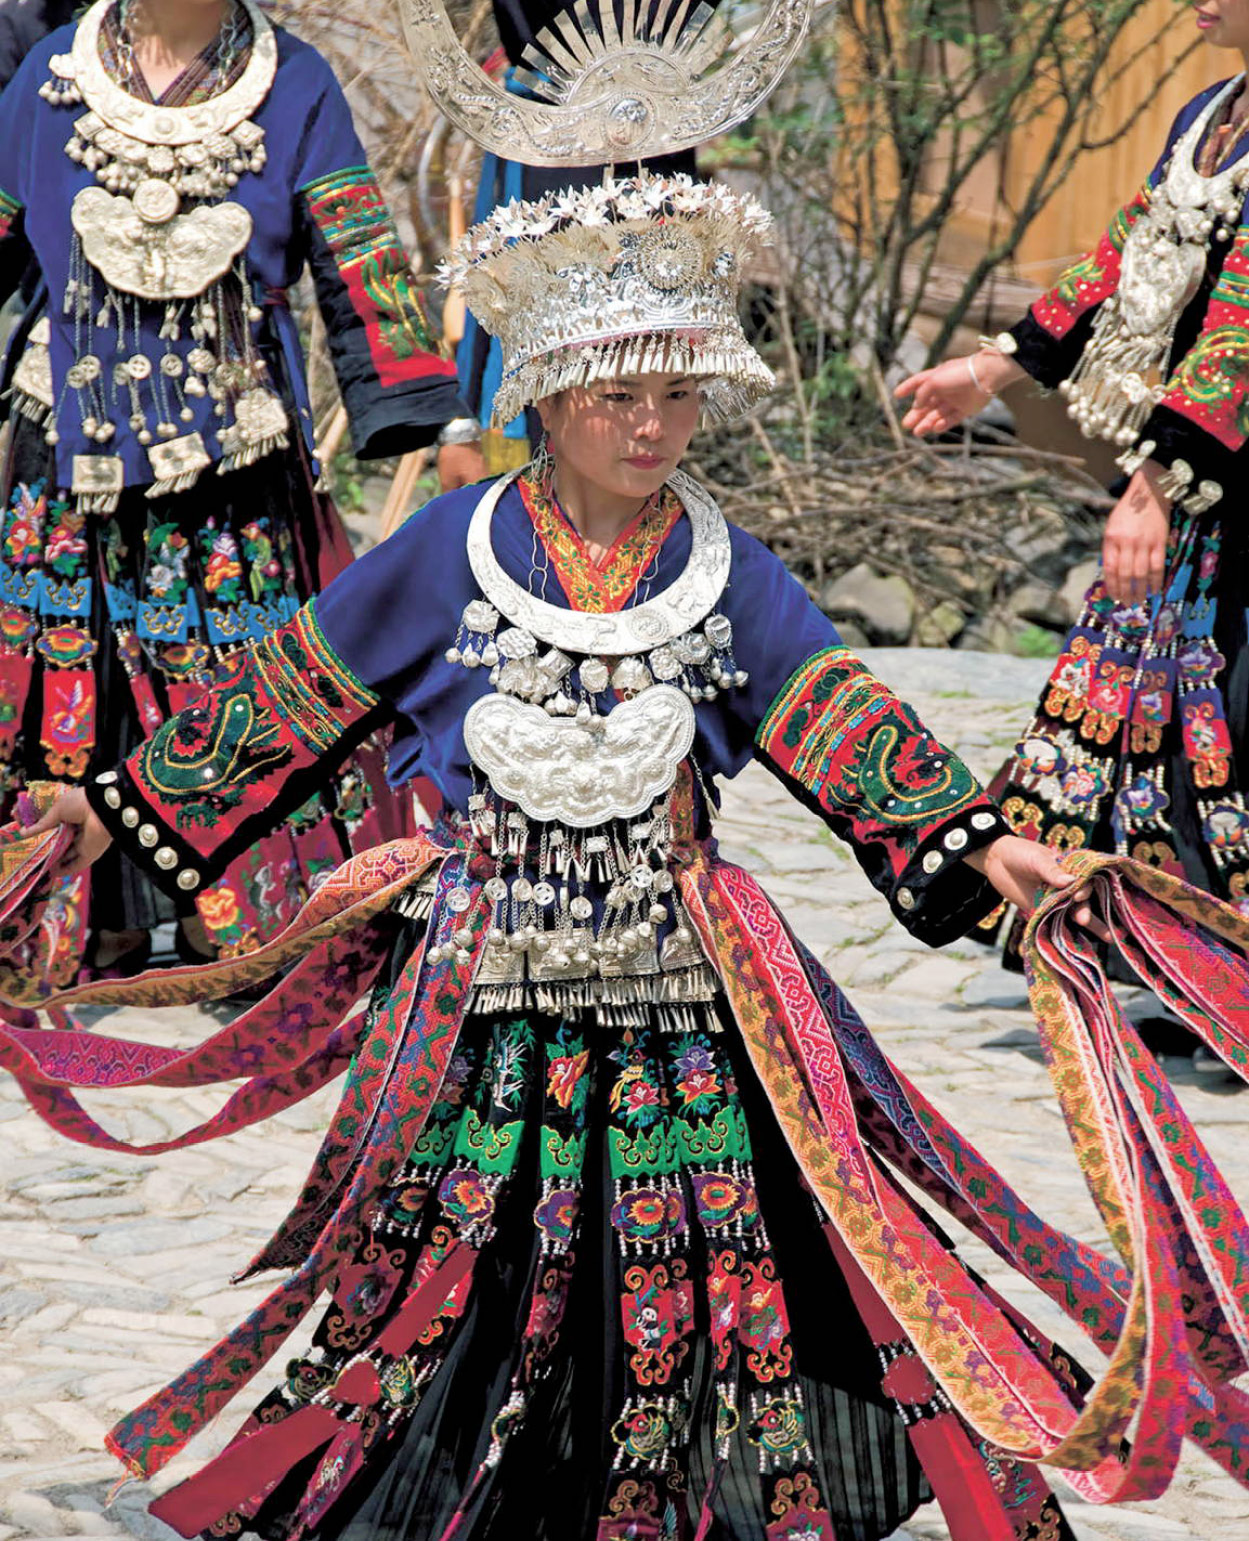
[
  {"left": 0, "top": 23, "right": 468, "bottom": 486},
  {"left": 85, "top": 480, "right": 1010, "bottom": 945}
]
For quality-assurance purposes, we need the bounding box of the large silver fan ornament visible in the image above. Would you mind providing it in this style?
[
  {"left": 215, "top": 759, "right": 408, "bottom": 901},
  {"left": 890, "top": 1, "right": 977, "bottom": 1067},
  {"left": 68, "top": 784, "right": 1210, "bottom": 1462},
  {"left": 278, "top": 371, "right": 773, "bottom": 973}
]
[{"left": 399, "top": 0, "right": 814, "bottom": 166}]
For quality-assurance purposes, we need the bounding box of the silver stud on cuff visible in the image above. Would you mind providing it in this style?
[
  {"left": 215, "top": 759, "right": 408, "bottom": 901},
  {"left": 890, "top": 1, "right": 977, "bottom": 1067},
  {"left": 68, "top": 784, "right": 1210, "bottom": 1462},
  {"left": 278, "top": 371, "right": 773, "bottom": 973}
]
[
  {"left": 103, "top": 787, "right": 121, "bottom": 809},
  {"left": 154, "top": 847, "right": 178, "bottom": 870},
  {"left": 176, "top": 869, "right": 201, "bottom": 891},
  {"left": 971, "top": 811, "right": 998, "bottom": 831},
  {"left": 95, "top": 770, "right": 118, "bottom": 785},
  {"left": 138, "top": 824, "right": 158, "bottom": 848},
  {"left": 943, "top": 827, "right": 969, "bottom": 851},
  {"left": 897, "top": 887, "right": 915, "bottom": 910},
  {"left": 922, "top": 850, "right": 943, "bottom": 874},
  {"left": 121, "top": 807, "right": 139, "bottom": 828}
]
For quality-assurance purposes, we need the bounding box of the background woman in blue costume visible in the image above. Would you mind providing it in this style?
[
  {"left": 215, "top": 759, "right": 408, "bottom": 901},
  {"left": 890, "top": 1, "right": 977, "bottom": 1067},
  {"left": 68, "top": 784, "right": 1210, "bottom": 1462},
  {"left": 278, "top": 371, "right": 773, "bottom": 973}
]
[
  {"left": 895, "top": 0, "right": 1249, "bottom": 1058},
  {"left": 0, "top": 0, "right": 483, "bottom": 976},
  {"left": 11, "top": 172, "right": 1163, "bottom": 1541}
]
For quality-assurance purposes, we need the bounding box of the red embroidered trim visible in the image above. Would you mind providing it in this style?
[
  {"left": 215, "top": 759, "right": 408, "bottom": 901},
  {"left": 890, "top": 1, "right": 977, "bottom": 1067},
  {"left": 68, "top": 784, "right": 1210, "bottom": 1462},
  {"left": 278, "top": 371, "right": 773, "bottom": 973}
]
[
  {"left": 1159, "top": 230, "right": 1249, "bottom": 450},
  {"left": 303, "top": 167, "right": 457, "bottom": 389},
  {"left": 517, "top": 473, "right": 683, "bottom": 613},
  {"left": 127, "top": 603, "right": 378, "bottom": 862},
  {"left": 757, "top": 646, "right": 987, "bottom": 885},
  {"left": 0, "top": 189, "right": 20, "bottom": 243},
  {"left": 1030, "top": 182, "right": 1151, "bottom": 339}
]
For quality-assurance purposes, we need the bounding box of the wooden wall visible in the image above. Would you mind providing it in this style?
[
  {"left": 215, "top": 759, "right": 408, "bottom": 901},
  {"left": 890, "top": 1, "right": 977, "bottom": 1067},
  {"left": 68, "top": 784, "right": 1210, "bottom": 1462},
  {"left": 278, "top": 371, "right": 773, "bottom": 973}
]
[{"left": 943, "top": 4, "right": 1221, "bottom": 293}]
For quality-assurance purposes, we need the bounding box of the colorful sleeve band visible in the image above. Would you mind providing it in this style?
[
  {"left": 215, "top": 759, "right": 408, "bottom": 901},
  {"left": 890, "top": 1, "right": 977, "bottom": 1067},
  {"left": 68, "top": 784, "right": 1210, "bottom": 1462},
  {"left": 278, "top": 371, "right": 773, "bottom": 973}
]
[
  {"left": 756, "top": 647, "right": 1009, "bottom": 943},
  {"left": 0, "top": 187, "right": 21, "bottom": 242},
  {"left": 302, "top": 166, "right": 458, "bottom": 392},
  {"left": 85, "top": 603, "right": 386, "bottom": 898}
]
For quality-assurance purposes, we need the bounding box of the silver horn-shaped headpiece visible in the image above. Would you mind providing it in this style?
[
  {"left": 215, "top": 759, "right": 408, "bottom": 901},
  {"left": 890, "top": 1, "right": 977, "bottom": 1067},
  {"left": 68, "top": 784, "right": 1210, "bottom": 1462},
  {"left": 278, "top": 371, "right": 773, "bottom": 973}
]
[{"left": 398, "top": 0, "right": 813, "bottom": 166}]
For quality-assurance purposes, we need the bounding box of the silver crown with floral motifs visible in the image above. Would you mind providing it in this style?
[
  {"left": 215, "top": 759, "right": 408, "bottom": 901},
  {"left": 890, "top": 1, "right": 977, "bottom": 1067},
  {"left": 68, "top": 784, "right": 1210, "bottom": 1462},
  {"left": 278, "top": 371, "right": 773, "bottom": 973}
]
[{"left": 439, "top": 173, "right": 775, "bottom": 424}]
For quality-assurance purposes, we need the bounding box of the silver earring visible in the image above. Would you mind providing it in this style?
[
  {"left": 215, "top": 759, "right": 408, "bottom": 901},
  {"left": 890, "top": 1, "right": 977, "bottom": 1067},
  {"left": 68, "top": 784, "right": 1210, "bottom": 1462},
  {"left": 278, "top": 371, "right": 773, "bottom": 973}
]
[{"left": 528, "top": 432, "right": 554, "bottom": 494}]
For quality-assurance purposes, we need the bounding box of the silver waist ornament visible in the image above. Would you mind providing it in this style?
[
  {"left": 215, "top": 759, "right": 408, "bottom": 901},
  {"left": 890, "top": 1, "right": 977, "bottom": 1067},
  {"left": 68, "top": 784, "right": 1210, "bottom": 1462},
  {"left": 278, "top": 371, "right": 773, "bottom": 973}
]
[
  {"left": 1059, "top": 76, "right": 1249, "bottom": 511},
  {"left": 432, "top": 472, "right": 744, "bottom": 1012},
  {"left": 31, "top": 0, "right": 287, "bottom": 511}
]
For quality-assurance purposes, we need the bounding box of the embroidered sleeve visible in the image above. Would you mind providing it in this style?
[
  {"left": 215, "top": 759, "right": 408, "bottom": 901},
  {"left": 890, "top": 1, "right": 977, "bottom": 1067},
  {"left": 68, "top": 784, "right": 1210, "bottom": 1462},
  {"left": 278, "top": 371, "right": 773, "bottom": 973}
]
[
  {"left": 756, "top": 647, "right": 1009, "bottom": 945},
  {"left": 84, "top": 605, "right": 389, "bottom": 898},
  {"left": 296, "top": 70, "right": 469, "bottom": 460},
  {"left": 1143, "top": 229, "right": 1249, "bottom": 467},
  {"left": 1005, "top": 180, "right": 1154, "bottom": 388},
  {"left": 0, "top": 182, "right": 29, "bottom": 310}
]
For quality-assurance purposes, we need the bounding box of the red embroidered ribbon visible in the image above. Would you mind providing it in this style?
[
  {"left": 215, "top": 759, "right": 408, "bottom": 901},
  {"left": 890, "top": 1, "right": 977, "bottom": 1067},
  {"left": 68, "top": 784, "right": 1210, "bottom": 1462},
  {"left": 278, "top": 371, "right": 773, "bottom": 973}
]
[{"left": 680, "top": 849, "right": 1249, "bottom": 1502}]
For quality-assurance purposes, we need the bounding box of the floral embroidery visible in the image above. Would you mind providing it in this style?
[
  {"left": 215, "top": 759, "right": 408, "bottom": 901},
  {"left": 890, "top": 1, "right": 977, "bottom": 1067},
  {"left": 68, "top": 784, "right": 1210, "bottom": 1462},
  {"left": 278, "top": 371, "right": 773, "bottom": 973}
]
[
  {"left": 146, "top": 522, "right": 190, "bottom": 602},
  {"left": 671, "top": 1034, "right": 722, "bottom": 1112},
  {"left": 547, "top": 1046, "right": 590, "bottom": 1109},
  {"left": 200, "top": 520, "right": 244, "bottom": 601},
  {"left": 2, "top": 483, "right": 48, "bottom": 568},
  {"left": 241, "top": 519, "right": 281, "bottom": 600},
  {"left": 303, "top": 166, "right": 454, "bottom": 388},
  {"left": 44, "top": 504, "right": 88, "bottom": 576},
  {"left": 518, "top": 472, "right": 683, "bottom": 613},
  {"left": 621, "top": 1260, "right": 693, "bottom": 1386}
]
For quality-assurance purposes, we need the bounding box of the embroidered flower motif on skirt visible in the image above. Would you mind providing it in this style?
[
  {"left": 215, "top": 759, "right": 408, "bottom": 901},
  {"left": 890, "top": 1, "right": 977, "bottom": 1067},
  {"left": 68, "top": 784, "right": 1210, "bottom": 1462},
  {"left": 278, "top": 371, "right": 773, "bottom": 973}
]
[
  {"left": 621, "top": 1259, "right": 694, "bottom": 1385},
  {"left": 765, "top": 1470, "right": 839, "bottom": 1541},
  {"left": 3, "top": 481, "right": 48, "bottom": 568},
  {"left": 739, "top": 1256, "right": 793, "bottom": 1382}
]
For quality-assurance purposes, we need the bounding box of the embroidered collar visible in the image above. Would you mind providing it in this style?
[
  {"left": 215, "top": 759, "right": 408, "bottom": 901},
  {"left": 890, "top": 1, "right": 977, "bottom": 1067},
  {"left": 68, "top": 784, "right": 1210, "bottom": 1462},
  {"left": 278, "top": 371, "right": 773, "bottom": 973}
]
[
  {"left": 465, "top": 469, "right": 732, "bottom": 655},
  {"left": 517, "top": 471, "right": 683, "bottom": 614}
]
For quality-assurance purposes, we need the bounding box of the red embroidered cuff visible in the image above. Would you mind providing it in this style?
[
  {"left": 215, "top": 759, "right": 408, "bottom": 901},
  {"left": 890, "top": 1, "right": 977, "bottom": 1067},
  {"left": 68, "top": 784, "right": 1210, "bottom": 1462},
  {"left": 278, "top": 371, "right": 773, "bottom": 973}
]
[
  {"left": 0, "top": 188, "right": 20, "bottom": 243},
  {"left": 303, "top": 166, "right": 458, "bottom": 392},
  {"left": 85, "top": 605, "right": 386, "bottom": 897},
  {"left": 756, "top": 647, "right": 1004, "bottom": 942}
]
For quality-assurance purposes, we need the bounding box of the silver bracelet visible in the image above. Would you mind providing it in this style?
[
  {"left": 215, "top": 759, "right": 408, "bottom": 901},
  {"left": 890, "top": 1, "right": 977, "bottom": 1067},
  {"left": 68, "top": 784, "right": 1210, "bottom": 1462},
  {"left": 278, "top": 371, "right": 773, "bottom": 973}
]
[
  {"left": 436, "top": 417, "right": 483, "bottom": 447},
  {"left": 966, "top": 354, "right": 991, "bottom": 396}
]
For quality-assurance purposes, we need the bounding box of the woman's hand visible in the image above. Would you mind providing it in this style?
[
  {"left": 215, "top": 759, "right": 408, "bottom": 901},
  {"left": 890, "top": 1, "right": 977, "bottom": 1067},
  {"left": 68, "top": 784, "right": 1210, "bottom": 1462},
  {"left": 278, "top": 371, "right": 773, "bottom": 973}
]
[
  {"left": 964, "top": 834, "right": 1109, "bottom": 940},
  {"left": 437, "top": 441, "right": 486, "bottom": 491},
  {"left": 1101, "top": 463, "right": 1170, "bottom": 607},
  {"left": 895, "top": 352, "right": 1026, "bottom": 437},
  {"left": 24, "top": 788, "right": 113, "bottom": 880}
]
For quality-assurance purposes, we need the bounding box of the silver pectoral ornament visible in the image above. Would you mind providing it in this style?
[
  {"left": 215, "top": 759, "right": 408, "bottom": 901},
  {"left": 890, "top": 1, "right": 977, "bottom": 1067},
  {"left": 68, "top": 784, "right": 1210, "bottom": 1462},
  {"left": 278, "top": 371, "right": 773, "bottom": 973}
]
[
  {"left": 463, "top": 684, "right": 696, "bottom": 828},
  {"left": 70, "top": 188, "right": 253, "bottom": 300}
]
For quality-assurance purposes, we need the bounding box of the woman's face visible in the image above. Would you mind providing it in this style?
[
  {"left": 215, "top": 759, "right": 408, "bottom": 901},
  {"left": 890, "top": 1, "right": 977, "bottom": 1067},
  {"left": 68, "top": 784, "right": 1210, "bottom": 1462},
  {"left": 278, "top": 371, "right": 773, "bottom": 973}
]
[
  {"left": 1194, "top": 0, "right": 1249, "bottom": 52},
  {"left": 537, "top": 371, "right": 702, "bottom": 505}
]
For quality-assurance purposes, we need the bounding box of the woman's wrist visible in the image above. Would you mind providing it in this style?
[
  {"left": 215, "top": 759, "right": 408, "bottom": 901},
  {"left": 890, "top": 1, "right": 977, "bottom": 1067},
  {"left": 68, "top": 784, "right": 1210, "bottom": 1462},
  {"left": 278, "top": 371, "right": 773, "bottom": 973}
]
[{"left": 970, "top": 349, "right": 1026, "bottom": 395}]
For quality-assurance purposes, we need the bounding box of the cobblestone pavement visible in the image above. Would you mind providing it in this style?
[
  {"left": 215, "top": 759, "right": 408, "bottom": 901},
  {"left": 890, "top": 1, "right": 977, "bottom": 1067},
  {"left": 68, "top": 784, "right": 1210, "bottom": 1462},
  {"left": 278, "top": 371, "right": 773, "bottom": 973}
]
[{"left": 1, "top": 650, "right": 1246, "bottom": 1541}]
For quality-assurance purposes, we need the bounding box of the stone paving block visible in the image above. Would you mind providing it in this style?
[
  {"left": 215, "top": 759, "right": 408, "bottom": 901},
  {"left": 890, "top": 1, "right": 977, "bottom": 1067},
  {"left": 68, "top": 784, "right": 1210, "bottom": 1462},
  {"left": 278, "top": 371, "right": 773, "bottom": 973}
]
[
  {"left": 31, "top": 1406, "right": 107, "bottom": 1455},
  {"left": 958, "top": 965, "right": 1032, "bottom": 1009},
  {"left": 0, "top": 1490, "right": 68, "bottom": 1535},
  {"left": 86, "top": 1219, "right": 233, "bottom": 1259}
]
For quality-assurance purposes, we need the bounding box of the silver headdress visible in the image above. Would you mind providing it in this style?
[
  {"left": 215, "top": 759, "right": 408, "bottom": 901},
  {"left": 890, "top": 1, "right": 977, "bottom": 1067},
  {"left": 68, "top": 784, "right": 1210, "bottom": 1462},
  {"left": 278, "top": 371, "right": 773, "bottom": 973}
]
[
  {"left": 440, "top": 173, "right": 775, "bottom": 424},
  {"left": 400, "top": 0, "right": 812, "bottom": 166}
]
